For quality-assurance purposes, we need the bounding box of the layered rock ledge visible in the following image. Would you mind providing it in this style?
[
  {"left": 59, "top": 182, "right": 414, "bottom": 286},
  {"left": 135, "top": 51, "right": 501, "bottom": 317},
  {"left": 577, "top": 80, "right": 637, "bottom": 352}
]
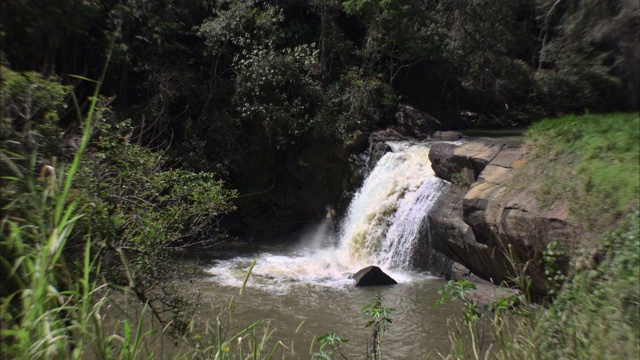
[{"left": 427, "top": 140, "right": 576, "bottom": 295}]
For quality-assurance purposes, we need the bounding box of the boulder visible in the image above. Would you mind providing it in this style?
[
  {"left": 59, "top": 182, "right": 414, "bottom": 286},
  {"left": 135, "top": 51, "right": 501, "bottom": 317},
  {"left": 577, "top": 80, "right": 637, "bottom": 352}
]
[
  {"left": 429, "top": 143, "right": 459, "bottom": 181},
  {"left": 431, "top": 131, "right": 464, "bottom": 141},
  {"left": 367, "top": 129, "right": 406, "bottom": 169},
  {"left": 427, "top": 140, "right": 577, "bottom": 296},
  {"left": 344, "top": 130, "right": 369, "bottom": 155},
  {"left": 394, "top": 104, "right": 443, "bottom": 137},
  {"left": 368, "top": 142, "right": 392, "bottom": 168},
  {"left": 351, "top": 266, "right": 398, "bottom": 286},
  {"left": 429, "top": 141, "right": 505, "bottom": 182},
  {"left": 427, "top": 186, "right": 499, "bottom": 281}
]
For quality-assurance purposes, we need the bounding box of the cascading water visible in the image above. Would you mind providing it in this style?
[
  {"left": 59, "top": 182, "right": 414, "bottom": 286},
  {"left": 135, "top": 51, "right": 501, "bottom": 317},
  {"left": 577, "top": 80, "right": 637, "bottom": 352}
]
[
  {"left": 337, "top": 142, "right": 449, "bottom": 272},
  {"left": 200, "top": 141, "right": 456, "bottom": 359},
  {"left": 206, "top": 141, "right": 449, "bottom": 290}
]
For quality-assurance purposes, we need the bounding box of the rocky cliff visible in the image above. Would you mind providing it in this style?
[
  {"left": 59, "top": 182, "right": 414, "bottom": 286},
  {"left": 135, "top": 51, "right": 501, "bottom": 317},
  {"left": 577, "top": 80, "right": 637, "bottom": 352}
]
[{"left": 427, "top": 140, "right": 576, "bottom": 295}]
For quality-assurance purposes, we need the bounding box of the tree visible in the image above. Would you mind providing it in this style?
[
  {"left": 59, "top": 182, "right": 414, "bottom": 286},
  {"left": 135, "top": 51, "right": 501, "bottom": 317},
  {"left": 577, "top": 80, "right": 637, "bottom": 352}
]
[{"left": 533, "top": 0, "right": 640, "bottom": 111}]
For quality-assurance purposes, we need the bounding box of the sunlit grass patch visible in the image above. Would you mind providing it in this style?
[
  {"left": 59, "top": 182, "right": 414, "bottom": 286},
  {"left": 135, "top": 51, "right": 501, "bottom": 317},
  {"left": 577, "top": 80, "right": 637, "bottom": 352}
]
[{"left": 512, "top": 112, "right": 639, "bottom": 233}]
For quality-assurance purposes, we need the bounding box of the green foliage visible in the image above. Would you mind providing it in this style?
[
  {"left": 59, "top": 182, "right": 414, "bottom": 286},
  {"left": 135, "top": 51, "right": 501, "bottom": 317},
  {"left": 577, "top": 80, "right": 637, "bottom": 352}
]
[
  {"left": 361, "top": 296, "right": 395, "bottom": 360},
  {"left": 533, "top": 0, "right": 639, "bottom": 111},
  {"left": 316, "top": 70, "right": 397, "bottom": 144},
  {"left": 314, "top": 332, "right": 349, "bottom": 360},
  {"left": 490, "top": 207, "right": 640, "bottom": 360},
  {"left": 435, "top": 280, "right": 484, "bottom": 360},
  {"left": 540, "top": 241, "right": 567, "bottom": 295},
  {"left": 436, "top": 280, "right": 482, "bottom": 327},
  {"left": 0, "top": 66, "right": 70, "bottom": 157},
  {"left": 233, "top": 42, "right": 322, "bottom": 151},
  {"left": 0, "top": 60, "right": 139, "bottom": 359},
  {"left": 313, "top": 297, "right": 394, "bottom": 360},
  {"left": 72, "top": 114, "right": 238, "bottom": 333},
  {"left": 513, "top": 113, "right": 640, "bottom": 233},
  {"left": 0, "top": 0, "right": 103, "bottom": 74},
  {"left": 450, "top": 168, "right": 475, "bottom": 190},
  {"left": 525, "top": 208, "right": 640, "bottom": 359},
  {"left": 439, "top": 208, "right": 639, "bottom": 360},
  {"left": 436, "top": 0, "right": 535, "bottom": 110}
]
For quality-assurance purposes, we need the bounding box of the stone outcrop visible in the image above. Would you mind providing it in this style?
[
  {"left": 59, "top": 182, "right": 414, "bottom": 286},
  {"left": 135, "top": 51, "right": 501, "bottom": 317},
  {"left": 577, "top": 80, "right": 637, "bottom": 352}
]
[
  {"left": 366, "top": 129, "right": 408, "bottom": 171},
  {"left": 430, "top": 131, "right": 464, "bottom": 141},
  {"left": 393, "top": 105, "right": 469, "bottom": 138},
  {"left": 394, "top": 104, "right": 444, "bottom": 137},
  {"left": 351, "top": 266, "right": 398, "bottom": 286},
  {"left": 368, "top": 142, "right": 393, "bottom": 169},
  {"left": 427, "top": 141, "right": 576, "bottom": 295},
  {"left": 429, "top": 141, "right": 506, "bottom": 182}
]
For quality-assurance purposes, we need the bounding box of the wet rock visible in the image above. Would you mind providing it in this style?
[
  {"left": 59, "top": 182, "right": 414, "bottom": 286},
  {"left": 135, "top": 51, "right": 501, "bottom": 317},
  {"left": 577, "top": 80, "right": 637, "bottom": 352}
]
[
  {"left": 368, "top": 142, "right": 392, "bottom": 168},
  {"left": 431, "top": 131, "right": 464, "bottom": 141},
  {"left": 351, "top": 266, "right": 398, "bottom": 286},
  {"left": 369, "top": 128, "right": 408, "bottom": 143},
  {"left": 428, "top": 143, "right": 459, "bottom": 182},
  {"left": 366, "top": 129, "right": 407, "bottom": 169},
  {"left": 346, "top": 130, "right": 369, "bottom": 154}
]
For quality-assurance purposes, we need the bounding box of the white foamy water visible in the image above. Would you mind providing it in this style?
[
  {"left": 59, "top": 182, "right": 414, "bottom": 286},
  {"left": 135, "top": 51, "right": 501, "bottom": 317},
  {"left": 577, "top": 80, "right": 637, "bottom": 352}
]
[
  {"left": 206, "top": 142, "right": 447, "bottom": 291},
  {"left": 336, "top": 143, "right": 447, "bottom": 268}
]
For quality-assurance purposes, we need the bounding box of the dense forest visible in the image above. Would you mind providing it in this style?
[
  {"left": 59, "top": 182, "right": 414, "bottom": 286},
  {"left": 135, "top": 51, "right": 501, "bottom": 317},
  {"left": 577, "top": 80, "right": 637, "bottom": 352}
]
[
  {"left": 3, "top": 0, "right": 638, "bottom": 233},
  {"left": 1, "top": 1, "right": 639, "bottom": 358}
]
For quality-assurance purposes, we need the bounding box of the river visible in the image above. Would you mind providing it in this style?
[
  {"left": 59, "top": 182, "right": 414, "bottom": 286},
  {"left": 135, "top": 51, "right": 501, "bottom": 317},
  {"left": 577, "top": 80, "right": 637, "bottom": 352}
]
[{"left": 183, "top": 141, "right": 463, "bottom": 359}]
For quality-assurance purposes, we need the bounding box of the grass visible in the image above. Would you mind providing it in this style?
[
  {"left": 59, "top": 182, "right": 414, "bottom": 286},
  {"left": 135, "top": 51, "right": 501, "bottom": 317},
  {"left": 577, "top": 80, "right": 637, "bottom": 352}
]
[
  {"left": 437, "top": 207, "right": 639, "bottom": 360},
  {"left": 438, "top": 113, "right": 640, "bottom": 360},
  {"left": 509, "top": 112, "right": 639, "bottom": 236},
  {"left": 500, "top": 206, "right": 639, "bottom": 360},
  {"left": 0, "top": 30, "right": 122, "bottom": 359}
]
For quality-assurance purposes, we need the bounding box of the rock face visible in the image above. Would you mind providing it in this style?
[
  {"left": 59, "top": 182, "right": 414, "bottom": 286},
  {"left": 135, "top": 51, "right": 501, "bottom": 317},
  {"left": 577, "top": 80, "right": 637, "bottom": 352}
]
[
  {"left": 394, "top": 104, "right": 444, "bottom": 137},
  {"left": 429, "top": 141, "right": 506, "bottom": 182},
  {"left": 352, "top": 266, "right": 398, "bottom": 286},
  {"left": 430, "top": 131, "right": 464, "bottom": 141},
  {"left": 427, "top": 140, "right": 576, "bottom": 295},
  {"left": 368, "top": 142, "right": 393, "bottom": 169}
]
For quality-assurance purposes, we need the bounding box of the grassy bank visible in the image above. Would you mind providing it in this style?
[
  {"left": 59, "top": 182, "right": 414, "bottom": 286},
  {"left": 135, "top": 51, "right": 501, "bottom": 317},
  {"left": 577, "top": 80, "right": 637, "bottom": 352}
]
[
  {"left": 440, "top": 113, "right": 640, "bottom": 359},
  {"left": 512, "top": 113, "right": 639, "bottom": 235},
  {"left": 506, "top": 113, "right": 640, "bottom": 358}
]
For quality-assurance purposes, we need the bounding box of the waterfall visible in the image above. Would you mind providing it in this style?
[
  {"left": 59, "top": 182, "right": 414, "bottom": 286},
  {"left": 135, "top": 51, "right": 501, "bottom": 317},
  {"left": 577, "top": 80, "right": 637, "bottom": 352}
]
[
  {"left": 206, "top": 141, "right": 449, "bottom": 290},
  {"left": 337, "top": 142, "right": 449, "bottom": 271}
]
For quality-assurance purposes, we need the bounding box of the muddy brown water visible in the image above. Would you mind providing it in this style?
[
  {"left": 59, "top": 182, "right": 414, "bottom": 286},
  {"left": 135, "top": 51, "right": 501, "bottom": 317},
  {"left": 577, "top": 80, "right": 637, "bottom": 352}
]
[{"left": 178, "top": 242, "right": 463, "bottom": 359}]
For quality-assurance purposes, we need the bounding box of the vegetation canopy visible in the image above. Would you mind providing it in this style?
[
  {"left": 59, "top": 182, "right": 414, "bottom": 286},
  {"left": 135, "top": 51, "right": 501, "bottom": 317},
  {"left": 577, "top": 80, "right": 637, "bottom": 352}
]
[{"left": 0, "top": 0, "right": 638, "bottom": 359}]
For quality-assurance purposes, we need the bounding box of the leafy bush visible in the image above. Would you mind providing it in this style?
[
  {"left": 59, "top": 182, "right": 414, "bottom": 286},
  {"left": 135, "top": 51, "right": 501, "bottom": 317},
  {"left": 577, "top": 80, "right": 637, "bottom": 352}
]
[
  {"left": 71, "top": 113, "right": 238, "bottom": 332},
  {"left": 315, "top": 70, "right": 397, "bottom": 144},
  {"left": 525, "top": 207, "right": 640, "bottom": 359},
  {"left": 0, "top": 66, "right": 69, "bottom": 157},
  {"left": 0, "top": 65, "right": 136, "bottom": 359}
]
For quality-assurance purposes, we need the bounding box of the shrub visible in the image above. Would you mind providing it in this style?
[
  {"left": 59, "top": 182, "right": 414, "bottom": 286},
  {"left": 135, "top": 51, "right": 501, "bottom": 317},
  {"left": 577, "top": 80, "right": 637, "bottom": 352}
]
[{"left": 0, "top": 66, "right": 70, "bottom": 158}]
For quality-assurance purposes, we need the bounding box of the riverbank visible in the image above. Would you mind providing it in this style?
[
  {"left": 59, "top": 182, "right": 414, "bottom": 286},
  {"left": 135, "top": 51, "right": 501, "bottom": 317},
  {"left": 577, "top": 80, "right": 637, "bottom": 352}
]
[
  {"left": 2, "top": 113, "right": 637, "bottom": 359},
  {"left": 434, "top": 113, "right": 639, "bottom": 359}
]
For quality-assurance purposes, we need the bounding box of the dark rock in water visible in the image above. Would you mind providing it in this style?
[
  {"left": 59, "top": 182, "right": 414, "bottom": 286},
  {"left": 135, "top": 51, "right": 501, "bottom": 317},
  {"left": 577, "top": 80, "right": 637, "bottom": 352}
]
[
  {"left": 368, "top": 142, "right": 392, "bottom": 168},
  {"left": 351, "top": 266, "right": 397, "bottom": 286},
  {"left": 431, "top": 131, "right": 464, "bottom": 141}
]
